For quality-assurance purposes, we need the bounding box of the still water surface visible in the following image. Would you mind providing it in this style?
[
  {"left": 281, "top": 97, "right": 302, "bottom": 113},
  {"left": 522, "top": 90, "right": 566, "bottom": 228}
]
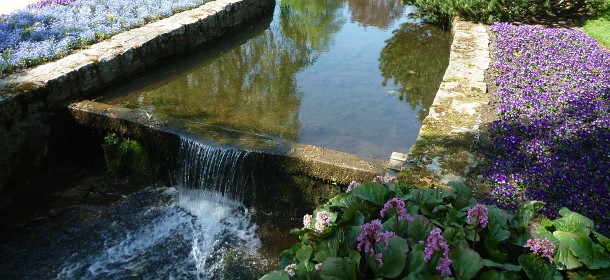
[{"left": 98, "top": 0, "right": 451, "bottom": 159}]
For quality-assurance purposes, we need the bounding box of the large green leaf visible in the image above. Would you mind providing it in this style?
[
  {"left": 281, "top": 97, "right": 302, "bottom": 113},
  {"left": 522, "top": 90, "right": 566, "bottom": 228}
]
[
  {"left": 297, "top": 261, "right": 314, "bottom": 279},
  {"left": 329, "top": 193, "right": 360, "bottom": 209},
  {"left": 260, "top": 271, "right": 290, "bottom": 280},
  {"left": 553, "top": 208, "right": 594, "bottom": 237},
  {"left": 447, "top": 181, "right": 473, "bottom": 200},
  {"left": 344, "top": 225, "right": 362, "bottom": 249},
  {"left": 314, "top": 233, "right": 340, "bottom": 263},
  {"left": 593, "top": 231, "right": 610, "bottom": 252},
  {"left": 406, "top": 245, "right": 426, "bottom": 274},
  {"left": 443, "top": 226, "right": 466, "bottom": 245},
  {"left": 479, "top": 270, "right": 521, "bottom": 280},
  {"left": 482, "top": 259, "right": 521, "bottom": 272},
  {"left": 318, "top": 257, "right": 357, "bottom": 280},
  {"left": 279, "top": 245, "right": 299, "bottom": 268},
  {"left": 488, "top": 206, "right": 511, "bottom": 242},
  {"left": 553, "top": 231, "right": 583, "bottom": 270},
  {"left": 565, "top": 235, "right": 610, "bottom": 269},
  {"left": 450, "top": 245, "right": 484, "bottom": 280},
  {"left": 514, "top": 201, "right": 545, "bottom": 230},
  {"left": 484, "top": 237, "right": 508, "bottom": 263},
  {"left": 337, "top": 203, "right": 369, "bottom": 227},
  {"left": 378, "top": 236, "right": 409, "bottom": 278},
  {"left": 567, "top": 268, "right": 610, "bottom": 280},
  {"left": 296, "top": 245, "right": 313, "bottom": 263},
  {"left": 518, "top": 254, "right": 553, "bottom": 280},
  {"left": 351, "top": 182, "right": 389, "bottom": 206},
  {"left": 407, "top": 215, "right": 434, "bottom": 244}
]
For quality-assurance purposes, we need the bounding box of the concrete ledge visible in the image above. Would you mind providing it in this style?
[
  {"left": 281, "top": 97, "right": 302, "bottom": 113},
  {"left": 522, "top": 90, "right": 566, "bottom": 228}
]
[
  {"left": 0, "top": 0, "right": 275, "bottom": 190},
  {"left": 69, "top": 100, "right": 386, "bottom": 185},
  {"left": 395, "top": 20, "right": 492, "bottom": 187}
]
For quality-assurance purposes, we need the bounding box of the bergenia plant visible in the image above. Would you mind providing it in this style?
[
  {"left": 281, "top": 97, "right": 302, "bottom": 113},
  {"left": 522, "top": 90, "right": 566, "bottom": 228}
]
[{"left": 261, "top": 180, "right": 610, "bottom": 280}]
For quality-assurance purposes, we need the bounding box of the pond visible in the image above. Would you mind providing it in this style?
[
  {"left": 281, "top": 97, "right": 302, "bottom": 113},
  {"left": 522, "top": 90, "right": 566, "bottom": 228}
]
[{"left": 96, "top": 0, "right": 451, "bottom": 159}]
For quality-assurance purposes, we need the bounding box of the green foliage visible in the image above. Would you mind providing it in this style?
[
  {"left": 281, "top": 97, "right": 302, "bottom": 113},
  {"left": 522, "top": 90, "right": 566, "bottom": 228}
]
[
  {"left": 583, "top": 4, "right": 610, "bottom": 46},
  {"left": 404, "top": 0, "right": 609, "bottom": 24},
  {"left": 261, "top": 180, "right": 610, "bottom": 279},
  {"left": 102, "top": 133, "right": 151, "bottom": 176}
]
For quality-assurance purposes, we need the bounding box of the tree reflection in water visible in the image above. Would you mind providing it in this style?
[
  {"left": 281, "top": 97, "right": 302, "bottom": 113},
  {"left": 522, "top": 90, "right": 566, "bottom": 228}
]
[
  {"left": 379, "top": 23, "right": 451, "bottom": 121},
  {"left": 347, "top": 0, "right": 404, "bottom": 30}
]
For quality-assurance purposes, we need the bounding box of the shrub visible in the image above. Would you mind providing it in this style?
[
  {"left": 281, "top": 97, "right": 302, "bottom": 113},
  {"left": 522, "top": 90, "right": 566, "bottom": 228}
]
[
  {"left": 403, "top": 0, "right": 609, "bottom": 24},
  {"left": 260, "top": 180, "right": 610, "bottom": 279}
]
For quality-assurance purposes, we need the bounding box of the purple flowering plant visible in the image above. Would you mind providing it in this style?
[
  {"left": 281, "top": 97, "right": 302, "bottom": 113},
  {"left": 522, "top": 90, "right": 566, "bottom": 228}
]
[
  {"left": 262, "top": 179, "right": 610, "bottom": 279},
  {"left": 486, "top": 23, "right": 610, "bottom": 235},
  {"left": 0, "top": 0, "right": 209, "bottom": 74}
]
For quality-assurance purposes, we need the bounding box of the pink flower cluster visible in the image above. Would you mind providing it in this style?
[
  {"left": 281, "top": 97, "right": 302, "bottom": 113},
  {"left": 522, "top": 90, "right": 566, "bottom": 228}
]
[
  {"left": 302, "top": 214, "right": 312, "bottom": 228},
  {"left": 424, "top": 228, "right": 452, "bottom": 277},
  {"left": 346, "top": 180, "right": 361, "bottom": 192},
  {"left": 315, "top": 211, "right": 332, "bottom": 233},
  {"left": 467, "top": 204, "right": 488, "bottom": 228},
  {"left": 380, "top": 197, "right": 413, "bottom": 222},
  {"left": 357, "top": 220, "right": 396, "bottom": 267},
  {"left": 524, "top": 237, "right": 555, "bottom": 263},
  {"left": 284, "top": 263, "right": 297, "bottom": 277},
  {"left": 372, "top": 175, "right": 397, "bottom": 184}
]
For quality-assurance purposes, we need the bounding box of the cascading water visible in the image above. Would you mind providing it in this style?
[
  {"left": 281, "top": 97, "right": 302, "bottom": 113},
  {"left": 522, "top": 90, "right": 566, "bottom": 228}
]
[
  {"left": 175, "top": 138, "right": 255, "bottom": 203},
  {"left": 0, "top": 138, "right": 291, "bottom": 279},
  {"left": 54, "top": 186, "right": 267, "bottom": 279},
  {"left": 54, "top": 139, "right": 273, "bottom": 279}
]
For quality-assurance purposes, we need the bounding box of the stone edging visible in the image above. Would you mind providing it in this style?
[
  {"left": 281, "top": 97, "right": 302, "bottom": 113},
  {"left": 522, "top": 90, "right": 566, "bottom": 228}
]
[
  {"left": 0, "top": 0, "right": 274, "bottom": 190},
  {"left": 68, "top": 100, "right": 386, "bottom": 185},
  {"left": 387, "top": 20, "right": 492, "bottom": 187}
]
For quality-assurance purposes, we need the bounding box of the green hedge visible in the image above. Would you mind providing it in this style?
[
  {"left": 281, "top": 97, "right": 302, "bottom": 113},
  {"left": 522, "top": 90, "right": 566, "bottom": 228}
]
[{"left": 404, "top": 0, "right": 609, "bottom": 23}]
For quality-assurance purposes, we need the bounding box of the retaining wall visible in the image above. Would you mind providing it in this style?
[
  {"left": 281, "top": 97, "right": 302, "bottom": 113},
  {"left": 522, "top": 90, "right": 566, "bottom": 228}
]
[{"left": 0, "top": 0, "right": 275, "bottom": 191}]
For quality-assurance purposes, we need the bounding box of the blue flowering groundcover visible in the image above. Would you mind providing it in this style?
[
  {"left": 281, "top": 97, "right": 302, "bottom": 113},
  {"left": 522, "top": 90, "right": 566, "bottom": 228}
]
[
  {"left": 0, "top": 0, "right": 208, "bottom": 73},
  {"left": 486, "top": 23, "right": 610, "bottom": 234}
]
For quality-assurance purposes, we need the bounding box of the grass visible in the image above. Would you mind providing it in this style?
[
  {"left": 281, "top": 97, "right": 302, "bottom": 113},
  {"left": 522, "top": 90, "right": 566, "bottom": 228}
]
[{"left": 583, "top": 6, "right": 610, "bottom": 46}]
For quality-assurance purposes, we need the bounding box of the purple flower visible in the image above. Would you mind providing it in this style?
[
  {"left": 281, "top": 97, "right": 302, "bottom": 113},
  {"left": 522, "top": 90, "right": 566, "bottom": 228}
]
[
  {"left": 380, "top": 197, "right": 413, "bottom": 222},
  {"left": 486, "top": 23, "right": 610, "bottom": 235},
  {"left": 357, "top": 219, "right": 396, "bottom": 268},
  {"left": 467, "top": 204, "right": 488, "bottom": 228},
  {"left": 424, "top": 228, "right": 452, "bottom": 277},
  {"left": 524, "top": 237, "right": 555, "bottom": 263}
]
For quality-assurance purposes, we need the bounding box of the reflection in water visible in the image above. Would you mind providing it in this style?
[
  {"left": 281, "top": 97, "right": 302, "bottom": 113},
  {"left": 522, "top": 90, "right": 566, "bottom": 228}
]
[
  {"left": 280, "top": 0, "right": 346, "bottom": 53},
  {"left": 379, "top": 23, "right": 452, "bottom": 121},
  {"left": 347, "top": 0, "right": 404, "bottom": 29},
  {"left": 99, "top": 0, "right": 451, "bottom": 159}
]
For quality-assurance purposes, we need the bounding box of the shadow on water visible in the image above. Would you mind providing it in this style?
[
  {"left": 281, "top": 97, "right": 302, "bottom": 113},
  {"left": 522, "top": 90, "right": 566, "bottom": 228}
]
[{"left": 97, "top": 0, "right": 452, "bottom": 159}]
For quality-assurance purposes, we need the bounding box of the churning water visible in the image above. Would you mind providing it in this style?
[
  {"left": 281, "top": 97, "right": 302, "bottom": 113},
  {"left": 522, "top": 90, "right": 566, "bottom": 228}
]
[
  {"left": 54, "top": 187, "right": 265, "bottom": 279},
  {"left": 0, "top": 138, "right": 298, "bottom": 279}
]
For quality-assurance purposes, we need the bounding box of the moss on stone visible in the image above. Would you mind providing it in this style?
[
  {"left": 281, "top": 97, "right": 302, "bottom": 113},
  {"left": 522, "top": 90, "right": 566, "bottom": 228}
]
[{"left": 103, "top": 132, "right": 154, "bottom": 176}]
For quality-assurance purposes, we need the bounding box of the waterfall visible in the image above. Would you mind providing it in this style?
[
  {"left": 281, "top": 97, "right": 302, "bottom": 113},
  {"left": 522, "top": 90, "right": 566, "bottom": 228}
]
[{"left": 175, "top": 138, "right": 255, "bottom": 203}]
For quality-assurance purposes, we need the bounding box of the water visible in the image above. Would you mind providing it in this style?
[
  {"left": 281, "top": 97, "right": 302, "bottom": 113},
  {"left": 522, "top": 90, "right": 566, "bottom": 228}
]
[
  {"left": 96, "top": 0, "right": 451, "bottom": 159},
  {"left": 0, "top": 141, "right": 300, "bottom": 279}
]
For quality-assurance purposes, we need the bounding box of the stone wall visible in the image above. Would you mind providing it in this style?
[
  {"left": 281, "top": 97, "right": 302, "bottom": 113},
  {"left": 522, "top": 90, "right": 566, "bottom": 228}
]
[
  {"left": 0, "top": 0, "right": 275, "bottom": 191},
  {"left": 68, "top": 100, "right": 386, "bottom": 186},
  {"left": 394, "top": 20, "right": 493, "bottom": 189}
]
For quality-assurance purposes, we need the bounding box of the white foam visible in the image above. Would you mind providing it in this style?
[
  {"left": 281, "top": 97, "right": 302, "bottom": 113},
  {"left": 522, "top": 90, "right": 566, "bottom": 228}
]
[{"left": 55, "top": 186, "right": 262, "bottom": 279}]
